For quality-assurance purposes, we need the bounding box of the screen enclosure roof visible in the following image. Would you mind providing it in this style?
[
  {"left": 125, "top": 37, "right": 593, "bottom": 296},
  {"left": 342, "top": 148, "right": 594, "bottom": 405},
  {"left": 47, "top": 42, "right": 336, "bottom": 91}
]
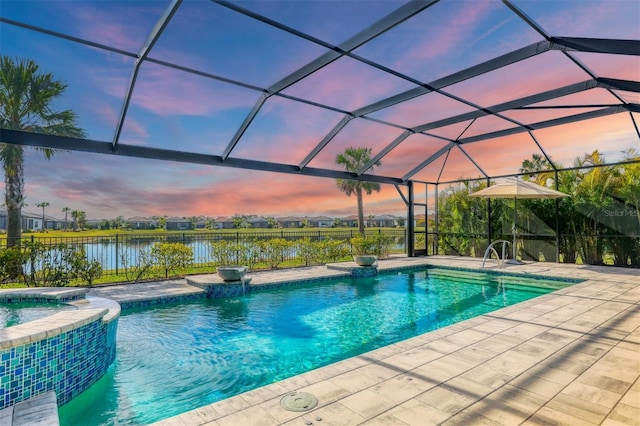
[{"left": 1, "top": 0, "right": 639, "bottom": 187}]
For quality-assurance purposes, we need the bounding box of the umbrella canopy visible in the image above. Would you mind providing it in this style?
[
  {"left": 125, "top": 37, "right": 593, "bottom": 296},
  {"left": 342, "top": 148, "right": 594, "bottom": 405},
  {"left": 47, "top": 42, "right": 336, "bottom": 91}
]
[
  {"left": 469, "top": 178, "right": 568, "bottom": 200},
  {"left": 470, "top": 178, "right": 568, "bottom": 264}
]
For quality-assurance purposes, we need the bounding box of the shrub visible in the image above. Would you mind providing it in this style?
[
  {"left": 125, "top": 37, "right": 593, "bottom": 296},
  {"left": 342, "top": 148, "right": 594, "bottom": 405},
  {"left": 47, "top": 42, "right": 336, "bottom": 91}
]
[
  {"left": 209, "top": 240, "right": 258, "bottom": 269},
  {"left": 151, "top": 242, "right": 193, "bottom": 279},
  {"left": 350, "top": 233, "right": 394, "bottom": 258},
  {"left": 0, "top": 246, "right": 26, "bottom": 283},
  {"left": 350, "top": 235, "right": 377, "bottom": 255},
  {"left": 297, "top": 238, "right": 320, "bottom": 266},
  {"left": 23, "top": 241, "right": 75, "bottom": 287},
  {"left": 318, "top": 239, "right": 349, "bottom": 263},
  {"left": 70, "top": 249, "right": 103, "bottom": 286},
  {"left": 210, "top": 240, "right": 242, "bottom": 266},
  {"left": 258, "top": 238, "right": 293, "bottom": 269},
  {"left": 372, "top": 233, "right": 394, "bottom": 258},
  {"left": 120, "top": 247, "right": 154, "bottom": 283}
]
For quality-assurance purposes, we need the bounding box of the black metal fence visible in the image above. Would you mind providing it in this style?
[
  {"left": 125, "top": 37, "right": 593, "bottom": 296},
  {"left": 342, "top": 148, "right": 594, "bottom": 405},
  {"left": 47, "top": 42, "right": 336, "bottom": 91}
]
[
  {"left": 421, "top": 231, "right": 639, "bottom": 267},
  {"left": 6, "top": 229, "right": 407, "bottom": 278}
]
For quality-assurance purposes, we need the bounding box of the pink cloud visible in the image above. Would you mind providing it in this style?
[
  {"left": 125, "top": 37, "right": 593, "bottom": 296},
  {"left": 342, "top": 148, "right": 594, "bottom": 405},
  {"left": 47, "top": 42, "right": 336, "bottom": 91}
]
[
  {"left": 461, "top": 115, "right": 518, "bottom": 138},
  {"left": 461, "top": 133, "right": 547, "bottom": 177},
  {"left": 445, "top": 51, "right": 591, "bottom": 107},
  {"left": 19, "top": 149, "right": 409, "bottom": 220},
  {"left": 572, "top": 54, "right": 640, "bottom": 81},
  {"left": 532, "top": 113, "right": 639, "bottom": 166},
  {"left": 370, "top": 91, "right": 477, "bottom": 129},
  {"left": 69, "top": 3, "right": 165, "bottom": 52},
  {"left": 307, "top": 118, "right": 407, "bottom": 171},
  {"left": 130, "top": 63, "right": 259, "bottom": 117},
  {"left": 399, "top": 0, "right": 496, "bottom": 66},
  {"left": 232, "top": 97, "right": 345, "bottom": 163},
  {"left": 282, "top": 56, "right": 416, "bottom": 111},
  {"left": 375, "top": 134, "right": 451, "bottom": 178}
]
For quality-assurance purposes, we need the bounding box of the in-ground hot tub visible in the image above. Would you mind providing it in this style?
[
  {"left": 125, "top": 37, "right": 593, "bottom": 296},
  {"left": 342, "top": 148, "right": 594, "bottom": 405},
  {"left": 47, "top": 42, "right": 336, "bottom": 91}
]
[{"left": 0, "top": 287, "right": 120, "bottom": 409}]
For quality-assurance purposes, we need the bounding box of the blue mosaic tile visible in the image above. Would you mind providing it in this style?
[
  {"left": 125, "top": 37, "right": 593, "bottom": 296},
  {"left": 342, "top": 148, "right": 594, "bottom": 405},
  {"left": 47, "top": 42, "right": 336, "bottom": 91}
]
[
  {"left": 0, "top": 316, "right": 117, "bottom": 409},
  {"left": 350, "top": 266, "right": 378, "bottom": 278},
  {"left": 0, "top": 295, "right": 84, "bottom": 304},
  {"left": 119, "top": 293, "right": 205, "bottom": 310}
]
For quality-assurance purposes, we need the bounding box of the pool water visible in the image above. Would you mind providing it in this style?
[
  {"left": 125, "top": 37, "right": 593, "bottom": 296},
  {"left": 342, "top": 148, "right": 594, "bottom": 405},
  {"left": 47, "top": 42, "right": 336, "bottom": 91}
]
[
  {"left": 0, "top": 302, "right": 75, "bottom": 328},
  {"left": 58, "top": 268, "right": 574, "bottom": 425}
]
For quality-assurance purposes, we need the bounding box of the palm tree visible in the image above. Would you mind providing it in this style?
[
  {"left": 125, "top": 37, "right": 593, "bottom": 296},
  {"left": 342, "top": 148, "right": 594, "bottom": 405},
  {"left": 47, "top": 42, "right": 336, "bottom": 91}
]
[
  {"left": 0, "top": 56, "right": 85, "bottom": 246},
  {"left": 188, "top": 216, "right": 198, "bottom": 230},
  {"left": 158, "top": 216, "right": 167, "bottom": 230},
  {"left": 520, "top": 153, "right": 555, "bottom": 185},
  {"left": 62, "top": 206, "right": 71, "bottom": 229},
  {"left": 266, "top": 216, "right": 278, "bottom": 229},
  {"left": 71, "top": 209, "right": 86, "bottom": 231},
  {"left": 78, "top": 211, "right": 87, "bottom": 230},
  {"left": 336, "top": 147, "right": 381, "bottom": 235},
  {"left": 36, "top": 201, "right": 49, "bottom": 231}
]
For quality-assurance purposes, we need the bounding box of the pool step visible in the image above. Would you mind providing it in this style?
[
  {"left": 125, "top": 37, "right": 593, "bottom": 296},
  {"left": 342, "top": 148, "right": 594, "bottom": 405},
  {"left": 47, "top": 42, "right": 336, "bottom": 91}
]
[
  {"left": 428, "top": 268, "right": 574, "bottom": 292},
  {"left": 0, "top": 391, "right": 59, "bottom": 426}
]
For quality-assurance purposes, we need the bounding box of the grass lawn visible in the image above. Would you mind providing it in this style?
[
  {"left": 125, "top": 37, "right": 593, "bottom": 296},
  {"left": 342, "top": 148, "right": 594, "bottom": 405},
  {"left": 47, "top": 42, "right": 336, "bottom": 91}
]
[{"left": 2, "top": 227, "right": 402, "bottom": 241}]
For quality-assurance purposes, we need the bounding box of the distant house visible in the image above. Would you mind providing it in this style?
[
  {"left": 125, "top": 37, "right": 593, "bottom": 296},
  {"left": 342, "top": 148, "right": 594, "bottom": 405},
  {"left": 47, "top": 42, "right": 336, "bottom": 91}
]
[
  {"left": 372, "top": 215, "right": 397, "bottom": 228},
  {"left": 247, "top": 216, "right": 269, "bottom": 229},
  {"left": 126, "top": 216, "right": 156, "bottom": 230},
  {"left": 85, "top": 219, "right": 102, "bottom": 229},
  {"left": 43, "top": 215, "right": 66, "bottom": 230},
  {"left": 165, "top": 217, "right": 192, "bottom": 230},
  {"left": 215, "top": 217, "right": 235, "bottom": 229},
  {"left": 0, "top": 208, "right": 44, "bottom": 231},
  {"left": 342, "top": 215, "right": 359, "bottom": 228},
  {"left": 308, "top": 216, "right": 334, "bottom": 228},
  {"left": 277, "top": 216, "right": 301, "bottom": 228}
]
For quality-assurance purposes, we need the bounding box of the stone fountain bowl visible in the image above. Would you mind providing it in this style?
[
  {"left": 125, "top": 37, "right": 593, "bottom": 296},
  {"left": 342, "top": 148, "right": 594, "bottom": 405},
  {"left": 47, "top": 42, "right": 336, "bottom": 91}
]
[
  {"left": 217, "top": 266, "right": 248, "bottom": 281},
  {"left": 353, "top": 255, "right": 377, "bottom": 266}
]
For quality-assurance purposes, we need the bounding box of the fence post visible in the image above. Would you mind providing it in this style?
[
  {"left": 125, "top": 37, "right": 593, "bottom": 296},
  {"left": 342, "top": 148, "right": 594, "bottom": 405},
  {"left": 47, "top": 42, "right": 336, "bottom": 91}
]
[
  {"left": 182, "top": 233, "right": 186, "bottom": 244},
  {"left": 29, "top": 235, "right": 35, "bottom": 283},
  {"left": 115, "top": 234, "right": 119, "bottom": 275}
]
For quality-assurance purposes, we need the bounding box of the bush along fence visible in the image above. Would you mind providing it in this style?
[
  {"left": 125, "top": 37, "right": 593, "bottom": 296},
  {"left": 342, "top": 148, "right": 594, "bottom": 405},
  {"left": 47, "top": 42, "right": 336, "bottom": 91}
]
[{"left": 0, "top": 229, "right": 405, "bottom": 286}]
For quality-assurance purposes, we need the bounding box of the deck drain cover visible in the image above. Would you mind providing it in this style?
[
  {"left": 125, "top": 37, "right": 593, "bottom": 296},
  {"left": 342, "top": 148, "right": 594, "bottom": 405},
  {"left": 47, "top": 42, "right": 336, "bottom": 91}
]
[{"left": 280, "top": 392, "right": 318, "bottom": 412}]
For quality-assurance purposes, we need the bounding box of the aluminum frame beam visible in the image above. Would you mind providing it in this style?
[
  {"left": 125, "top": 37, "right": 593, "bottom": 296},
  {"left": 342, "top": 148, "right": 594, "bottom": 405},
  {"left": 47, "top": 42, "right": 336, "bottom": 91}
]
[
  {"left": 459, "top": 106, "right": 629, "bottom": 145},
  {"left": 1, "top": 129, "right": 404, "bottom": 185},
  {"left": 352, "top": 41, "right": 554, "bottom": 117},
  {"left": 2, "top": 2, "right": 637, "bottom": 192},
  {"left": 399, "top": 106, "right": 631, "bottom": 183},
  {"left": 217, "top": 0, "right": 438, "bottom": 159},
  {"left": 299, "top": 115, "right": 354, "bottom": 169},
  {"left": 367, "top": 79, "right": 604, "bottom": 176},
  {"left": 112, "top": 0, "right": 182, "bottom": 150},
  {"left": 551, "top": 37, "right": 640, "bottom": 56}
]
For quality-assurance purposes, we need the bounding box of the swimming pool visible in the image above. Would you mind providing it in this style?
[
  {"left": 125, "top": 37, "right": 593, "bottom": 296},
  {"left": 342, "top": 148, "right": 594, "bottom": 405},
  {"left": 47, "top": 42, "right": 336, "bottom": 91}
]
[{"left": 58, "top": 268, "right": 576, "bottom": 425}]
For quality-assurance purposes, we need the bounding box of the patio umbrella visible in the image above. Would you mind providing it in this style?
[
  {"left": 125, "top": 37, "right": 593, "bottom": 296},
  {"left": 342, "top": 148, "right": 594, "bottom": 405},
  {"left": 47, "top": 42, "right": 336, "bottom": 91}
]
[{"left": 470, "top": 178, "right": 568, "bottom": 263}]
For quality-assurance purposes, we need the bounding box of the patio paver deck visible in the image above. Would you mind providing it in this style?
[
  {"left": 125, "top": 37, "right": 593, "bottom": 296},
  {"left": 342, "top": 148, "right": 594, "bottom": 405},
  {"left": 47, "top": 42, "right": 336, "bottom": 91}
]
[{"left": 93, "top": 256, "right": 639, "bottom": 425}]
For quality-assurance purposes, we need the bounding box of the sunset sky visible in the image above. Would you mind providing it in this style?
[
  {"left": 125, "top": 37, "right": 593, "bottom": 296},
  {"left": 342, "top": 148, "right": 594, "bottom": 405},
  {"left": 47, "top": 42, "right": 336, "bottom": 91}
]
[{"left": 1, "top": 0, "right": 639, "bottom": 220}]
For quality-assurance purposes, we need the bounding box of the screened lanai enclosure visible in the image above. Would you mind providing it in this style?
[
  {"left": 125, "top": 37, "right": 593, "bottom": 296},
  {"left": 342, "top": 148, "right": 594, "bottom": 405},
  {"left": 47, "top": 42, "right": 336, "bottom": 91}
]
[{"left": 1, "top": 0, "right": 639, "bottom": 266}]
